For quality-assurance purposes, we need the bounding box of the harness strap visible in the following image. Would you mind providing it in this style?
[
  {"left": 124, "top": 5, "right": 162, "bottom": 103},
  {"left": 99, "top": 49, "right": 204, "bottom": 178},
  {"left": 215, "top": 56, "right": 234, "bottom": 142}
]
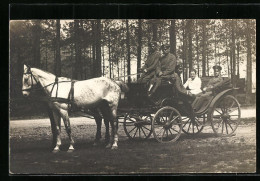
[
  {"left": 68, "top": 80, "right": 75, "bottom": 111},
  {"left": 50, "top": 76, "right": 59, "bottom": 97},
  {"left": 55, "top": 77, "right": 59, "bottom": 98}
]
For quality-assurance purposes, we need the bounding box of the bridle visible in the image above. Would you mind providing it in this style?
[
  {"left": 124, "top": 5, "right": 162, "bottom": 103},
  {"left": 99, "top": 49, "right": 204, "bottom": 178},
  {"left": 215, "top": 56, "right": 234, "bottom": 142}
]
[{"left": 22, "top": 66, "right": 39, "bottom": 92}]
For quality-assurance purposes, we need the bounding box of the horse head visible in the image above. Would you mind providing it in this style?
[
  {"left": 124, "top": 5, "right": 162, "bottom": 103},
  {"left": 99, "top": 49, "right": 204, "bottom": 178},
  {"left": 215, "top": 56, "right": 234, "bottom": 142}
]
[{"left": 22, "top": 64, "right": 38, "bottom": 97}]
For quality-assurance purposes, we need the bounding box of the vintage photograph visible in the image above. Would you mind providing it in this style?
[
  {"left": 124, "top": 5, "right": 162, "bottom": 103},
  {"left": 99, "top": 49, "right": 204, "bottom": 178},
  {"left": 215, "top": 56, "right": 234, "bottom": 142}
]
[{"left": 9, "top": 19, "right": 256, "bottom": 174}]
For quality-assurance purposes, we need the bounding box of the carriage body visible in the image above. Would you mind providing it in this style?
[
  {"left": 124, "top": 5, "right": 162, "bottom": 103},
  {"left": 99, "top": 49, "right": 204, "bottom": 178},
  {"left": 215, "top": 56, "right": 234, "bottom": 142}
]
[{"left": 119, "top": 78, "right": 241, "bottom": 142}]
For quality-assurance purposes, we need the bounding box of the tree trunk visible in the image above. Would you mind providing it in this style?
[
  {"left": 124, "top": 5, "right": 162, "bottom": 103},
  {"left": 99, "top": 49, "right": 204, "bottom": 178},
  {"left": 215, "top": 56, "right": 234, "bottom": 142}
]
[
  {"left": 137, "top": 19, "right": 142, "bottom": 79},
  {"left": 237, "top": 42, "right": 240, "bottom": 78},
  {"left": 214, "top": 25, "right": 217, "bottom": 64},
  {"left": 55, "top": 19, "right": 61, "bottom": 76},
  {"left": 195, "top": 21, "right": 200, "bottom": 77},
  {"left": 187, "top": 19, "right": 193, "bottom": 72},
  {"left": 246, "top": 21, "right": 252, "bottom": 103},
  {"left": 74, "top": 20, "right": 82, "bottom": 80},
  {"left": 102, "top": 45, "right": 105, "bottom": 76},
  {"left": 33, "top": 20, "right": 41, "bottom": 68},
  {"left": 231, "top": 20, "right": 236, "bottom": 86},
  {"left": 91, "top": 21, "right": 96, "bottom": 78},
  {"left": 152, "top": 20, "right": 158, "bottom": 41},
  {"left": 95, "top": 19, "right": 102, "bottom": 77},
  {"left": 202, "top": 21, "right": 206, "bottom": 77},
  {"left": 108, "top": 29, "right": 111, "bottom": 78},
  {"left": 126, "top": 20, "right": 131, "bottom": 83},
  {"left": 182, "top": 20, "right": 186, "bottom": 81},
  {"left": 170, "top": 19, "right": 176, "bottom": 55}
]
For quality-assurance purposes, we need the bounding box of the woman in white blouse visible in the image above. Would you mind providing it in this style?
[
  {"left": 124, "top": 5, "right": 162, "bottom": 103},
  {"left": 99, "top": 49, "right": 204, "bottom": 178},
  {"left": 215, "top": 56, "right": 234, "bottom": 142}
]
[{"left": 183, "top": 69, "right": 202, "bottom": 95}]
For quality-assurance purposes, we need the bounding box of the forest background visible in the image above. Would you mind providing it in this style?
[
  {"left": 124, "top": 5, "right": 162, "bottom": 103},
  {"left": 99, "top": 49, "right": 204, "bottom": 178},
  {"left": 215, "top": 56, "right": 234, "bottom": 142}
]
[{"left": 9, "top": 19, "right": 256, "bottom": 117}]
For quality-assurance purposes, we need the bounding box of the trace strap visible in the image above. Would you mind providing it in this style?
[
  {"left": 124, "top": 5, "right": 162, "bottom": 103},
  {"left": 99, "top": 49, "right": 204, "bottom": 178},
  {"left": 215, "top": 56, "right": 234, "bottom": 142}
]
[
  {"left": 50, "top": 76, "right": 59, "bottom": 98},
  {"left": 68, "top": 80, "right": 76, "bottom": 111}
]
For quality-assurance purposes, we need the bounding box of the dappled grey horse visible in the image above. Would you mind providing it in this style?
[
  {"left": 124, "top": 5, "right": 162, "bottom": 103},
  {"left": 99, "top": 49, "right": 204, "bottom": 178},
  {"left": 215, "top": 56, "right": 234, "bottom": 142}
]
[{"left": 22, "top": 65, "right": 128, "bottom": 152}]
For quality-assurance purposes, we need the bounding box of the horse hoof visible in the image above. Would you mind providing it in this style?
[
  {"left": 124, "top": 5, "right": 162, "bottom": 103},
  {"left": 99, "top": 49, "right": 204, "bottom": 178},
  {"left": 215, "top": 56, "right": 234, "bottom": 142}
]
[
  {"left": 111, "top": 146, "right": 118, "bottom": 150},
  {"left": 52, "top": 149, "right": 60, "bottom": 153},
  {"left": 105, "top": 144, "right": 112, "bottom": 149},
  {"left": 67, "top": 149, "right": 74, "bottom": 153}
]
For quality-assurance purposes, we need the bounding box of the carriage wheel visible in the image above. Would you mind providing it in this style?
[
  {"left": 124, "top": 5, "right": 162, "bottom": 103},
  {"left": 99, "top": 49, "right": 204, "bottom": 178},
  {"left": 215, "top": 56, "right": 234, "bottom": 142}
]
[
  {"left": 123, "top": 113, "right": 153, "bottom": 140},
  {"left": 152, "top": 106, "right": 182, "bottom": 143},
  {"left": 210, "top": 95, "right": 240, "bottom": 137},
  {"left": 181, "top": 115, "right": 205, "bottom": 135}
]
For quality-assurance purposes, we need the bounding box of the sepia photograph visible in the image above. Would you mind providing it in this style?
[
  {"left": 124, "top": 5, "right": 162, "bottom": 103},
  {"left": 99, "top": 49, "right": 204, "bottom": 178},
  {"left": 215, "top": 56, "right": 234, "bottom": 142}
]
[{"left": 9, "top": 18, "right": 256, "bottom": 174}]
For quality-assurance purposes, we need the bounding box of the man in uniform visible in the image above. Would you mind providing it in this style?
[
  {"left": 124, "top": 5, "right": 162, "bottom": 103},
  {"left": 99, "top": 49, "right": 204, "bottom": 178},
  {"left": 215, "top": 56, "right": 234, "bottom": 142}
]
[
  {"left": 192, "top": 65, "right": 224, "bottom": 112},
  {"left": 138, "top": 41, "right": 161, "bottom": 84},
  {"left": 148, "top": 43, "right": 177, "bottom": 96}
]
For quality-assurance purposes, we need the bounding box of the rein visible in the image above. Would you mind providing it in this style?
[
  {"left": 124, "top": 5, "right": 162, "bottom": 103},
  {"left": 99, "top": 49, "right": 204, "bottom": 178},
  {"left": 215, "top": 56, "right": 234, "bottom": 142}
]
[{"left": 112, "top": 73, "right": 142, "bottom": 80}]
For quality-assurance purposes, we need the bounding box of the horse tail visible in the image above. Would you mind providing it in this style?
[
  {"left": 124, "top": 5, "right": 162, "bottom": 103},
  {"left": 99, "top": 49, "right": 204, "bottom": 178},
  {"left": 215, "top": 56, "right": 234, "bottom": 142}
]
[{"left": 115, "top": 80, "right": 129, "bottom": 92}]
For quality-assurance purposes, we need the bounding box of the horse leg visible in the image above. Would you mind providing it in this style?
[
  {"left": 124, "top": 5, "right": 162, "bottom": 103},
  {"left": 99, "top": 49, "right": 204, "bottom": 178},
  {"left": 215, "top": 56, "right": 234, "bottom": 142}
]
[
  {"left": 91, "top": 108, "right": 102, "bottom": 146},
  {"left": 46, "top": 104, "right": 57, "bottom": 149},
  {"left": 99, "top": 104, "right": 110, "bottom": 145},
  {"left": 59, "top": 109, "right": 75, "bottom": 152},
  {"left": 108, "top": 106, "right": 119, "bottom": 150},
  {"left": 52, "top": 110, "right": 62, "bottom": 153},
  {"left": 104, "top": 118, "right": 110, "bottom": 144}
]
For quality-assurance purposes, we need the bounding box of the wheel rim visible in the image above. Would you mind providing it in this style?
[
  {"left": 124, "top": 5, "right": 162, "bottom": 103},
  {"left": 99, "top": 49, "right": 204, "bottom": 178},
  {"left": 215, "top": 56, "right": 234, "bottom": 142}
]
[
  {"left": 211, "top": 95, "right": 240, "bottom": 136},
  {"left": 182, "top": 116, "right": 204, "bottom": 135},
  {"left": 123, "top": 113, "right": 153, "bottom": 140},
  {"left": 152, "top": 107, "right": 182, "bottom": 143}
]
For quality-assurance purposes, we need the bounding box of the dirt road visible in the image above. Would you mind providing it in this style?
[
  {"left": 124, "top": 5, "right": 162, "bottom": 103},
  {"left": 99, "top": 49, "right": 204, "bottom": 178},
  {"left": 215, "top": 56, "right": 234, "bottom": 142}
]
[{"left": 9, "top": 116, "right": 256, "bottom": 174}]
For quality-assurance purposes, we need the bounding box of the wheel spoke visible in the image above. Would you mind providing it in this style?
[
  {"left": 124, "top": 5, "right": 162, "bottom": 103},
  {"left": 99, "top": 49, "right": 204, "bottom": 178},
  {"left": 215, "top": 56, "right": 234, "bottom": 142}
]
[
  {"left": 182, "top": 118, "right": 190, "bottom": 127},
  {"left": 221, "top": 121, "right": 224, "bottom": 133},
  {"left": 161, "top": 129, "right": 166, "bottom": 140},
  {"left": 187, "top": 120, "right": 192, "bottom": 132},
  {"left": 142, "top": 125, "right": 151, "bottom": 131},
  {"left": 215, "top": 109, "right": 223, "bottom": 115},
  {"left": 225, "top": 121, "right": 229, "bottom": 134},
  {"left": 227, "top": 118, "right": 238, "bottom": 124},
  {"left": 168, "top": 128, "right": 173, "bottom": 135},
  {"left": 170, "top": 127, "right": 179, "bottom": 133},
  {"left": 140, "top": 127, "right": 147, "bottom": 137},
  {"left": 128, "top": 126, "right": 137, "bottom": 134},
  {"left": 156, "top": 127, "right": 164, "bottom": 137},
  {"left": 226, "top": 120, "right": 234, "bottom": 131},
  {"left": 133, "top": 127, "right": 138, "bottom": 138}
]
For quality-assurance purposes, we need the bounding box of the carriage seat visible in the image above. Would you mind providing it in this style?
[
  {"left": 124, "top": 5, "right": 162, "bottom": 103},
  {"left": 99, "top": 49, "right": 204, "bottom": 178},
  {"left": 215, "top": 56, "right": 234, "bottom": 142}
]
[{"left": 191, "top": 78, "right": 232, "bottom": 114}]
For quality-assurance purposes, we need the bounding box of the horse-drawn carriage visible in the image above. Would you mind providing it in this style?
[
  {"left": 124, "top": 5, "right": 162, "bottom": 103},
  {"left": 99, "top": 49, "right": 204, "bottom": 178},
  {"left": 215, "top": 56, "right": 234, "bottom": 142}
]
[
  {"left": 118, "top": 78, "right": 240, "bottom": 143},
  {"left": 21, "top": 65, "right": 241, "bottom": 151}
]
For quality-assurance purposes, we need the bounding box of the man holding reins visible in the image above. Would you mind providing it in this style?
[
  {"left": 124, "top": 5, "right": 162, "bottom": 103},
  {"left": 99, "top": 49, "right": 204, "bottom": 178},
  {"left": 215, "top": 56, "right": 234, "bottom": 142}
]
[
  {"left": 138, "top": 41, "right": 161, "bottom": 84},
  {"left": 148, "top": 43, "right": 177, "bottom": 97}
]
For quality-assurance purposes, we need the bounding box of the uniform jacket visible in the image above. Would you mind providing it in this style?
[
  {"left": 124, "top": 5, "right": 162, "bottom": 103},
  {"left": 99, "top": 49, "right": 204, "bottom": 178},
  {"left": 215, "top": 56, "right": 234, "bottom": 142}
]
[
  {"left": 142, "top": 51, "right": 161, "bottom": 73},
  {"left": 205, "top": 76, "right": 224, "bottom": 91},
  {"left": 156, "top": 53, "right": 177, "bottom": 77}
]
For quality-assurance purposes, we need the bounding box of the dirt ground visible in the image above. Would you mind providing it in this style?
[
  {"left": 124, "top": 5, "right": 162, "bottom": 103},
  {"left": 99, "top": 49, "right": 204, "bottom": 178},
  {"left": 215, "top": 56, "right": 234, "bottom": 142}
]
[{"left": 9, "top": 115, "right": 256, "bottom": 174}]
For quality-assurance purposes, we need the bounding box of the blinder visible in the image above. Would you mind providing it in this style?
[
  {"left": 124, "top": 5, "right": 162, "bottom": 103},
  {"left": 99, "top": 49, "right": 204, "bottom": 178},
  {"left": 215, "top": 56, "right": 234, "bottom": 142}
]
[{"left": 22, "top": 66, "right": 39, "bottom": 92}]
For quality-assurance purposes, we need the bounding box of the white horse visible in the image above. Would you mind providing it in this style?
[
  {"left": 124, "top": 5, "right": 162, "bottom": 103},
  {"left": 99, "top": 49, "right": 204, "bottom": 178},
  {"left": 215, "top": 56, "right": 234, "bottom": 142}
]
[{"left": 22, "top": 64, "right": 128, "bottom": 152}]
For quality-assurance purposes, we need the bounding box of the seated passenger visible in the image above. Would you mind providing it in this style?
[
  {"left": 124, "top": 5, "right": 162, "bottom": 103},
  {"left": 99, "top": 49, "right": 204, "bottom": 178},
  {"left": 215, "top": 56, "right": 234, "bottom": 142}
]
[
  {"left": 138, "top": 41, "right": 161, "bottom": 84},
  {"left": 183, "top": 69, "right": 202, "bottom": 95},
  {"left": 148, "top": 43, "right": 177, "bottom": 96},
  {"left": 174, "top": 64, "right": 190, "bottom": 95},
  {"left": 192, "top": 65, "right": 224, "bottom": 112}
]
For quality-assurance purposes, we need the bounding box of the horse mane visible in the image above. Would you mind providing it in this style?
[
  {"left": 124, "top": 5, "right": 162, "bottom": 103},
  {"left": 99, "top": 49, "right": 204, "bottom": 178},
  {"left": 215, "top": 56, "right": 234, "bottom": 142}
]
[{"left": 32, "top": 68, "right": 71, "bottom": 81}]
